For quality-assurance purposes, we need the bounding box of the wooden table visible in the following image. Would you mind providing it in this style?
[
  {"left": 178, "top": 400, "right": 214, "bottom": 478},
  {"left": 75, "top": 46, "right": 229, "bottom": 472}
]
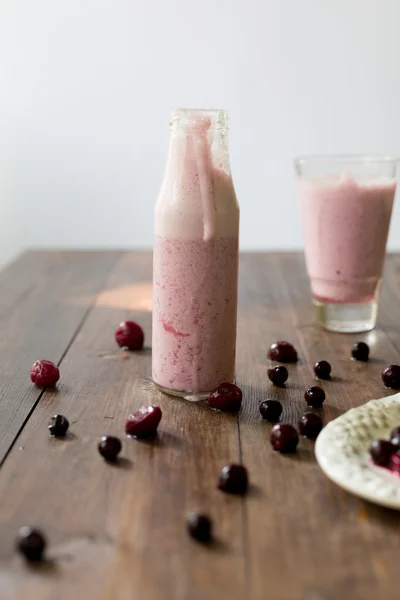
[{"left": 1, "top": 251, "right": 400, "bottom": 600}]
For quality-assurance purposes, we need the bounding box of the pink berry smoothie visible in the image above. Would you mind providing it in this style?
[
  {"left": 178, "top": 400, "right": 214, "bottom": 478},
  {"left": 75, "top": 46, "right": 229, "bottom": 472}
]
[
  {"left": 299, "top": 174, "right": 396, "bottom": 303},
  {"left": 152, "top": 110, "right": 239, "bottom": 395}
]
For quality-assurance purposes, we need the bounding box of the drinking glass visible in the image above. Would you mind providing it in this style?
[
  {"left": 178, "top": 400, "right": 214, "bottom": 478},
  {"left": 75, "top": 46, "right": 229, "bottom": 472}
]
[{"left": 294, "top": 155, "right": 397, "bottom": 332}]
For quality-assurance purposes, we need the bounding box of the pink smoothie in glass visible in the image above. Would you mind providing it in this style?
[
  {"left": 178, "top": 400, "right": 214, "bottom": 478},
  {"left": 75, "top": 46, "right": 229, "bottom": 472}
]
[
  {"left": 152, "top": 111, "right": 239, "bottom": 395},
  {"left": 299, "top": 175, "right": 396, "bottom": 303}
]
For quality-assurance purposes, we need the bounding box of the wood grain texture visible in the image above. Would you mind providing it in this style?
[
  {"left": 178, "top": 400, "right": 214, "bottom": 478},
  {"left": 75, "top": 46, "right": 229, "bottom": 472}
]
[
  {"left": 0, "top": 252, "right": 246, "bottom": 600},
  {"left": 0, "top": 251, "right": 120, "bottom": 463},
  {"left": 1, "top": 251, "right": 400, "bottom": 600},
  {"left": 0, "top": 252, "right": 57, "bottom": 317},
  {"left": 236, "top": 253, "right": 400, "bottom": 600}
]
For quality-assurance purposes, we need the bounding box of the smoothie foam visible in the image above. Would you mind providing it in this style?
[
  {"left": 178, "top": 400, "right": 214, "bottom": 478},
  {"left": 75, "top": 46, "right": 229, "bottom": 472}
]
[{"left": 299, "top": 174, "right": 396, "bottom": 303}]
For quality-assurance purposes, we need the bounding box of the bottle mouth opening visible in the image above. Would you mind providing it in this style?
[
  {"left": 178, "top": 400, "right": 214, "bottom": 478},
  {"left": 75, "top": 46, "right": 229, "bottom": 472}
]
[
  {"left": 172, "top": 108, "right": 227, "bottom": 117},
  {"left": 170, "top": 108, "right": 228, "bottom": 131}
]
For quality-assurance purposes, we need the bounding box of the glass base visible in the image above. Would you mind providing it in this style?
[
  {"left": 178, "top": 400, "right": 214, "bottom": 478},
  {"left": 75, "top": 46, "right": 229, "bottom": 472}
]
[
  {"left": 153, "top": 381, "right": 210, "bottom": 402},
  {"left": 313, "top": 298, "right": 377, "bottom": 333}
]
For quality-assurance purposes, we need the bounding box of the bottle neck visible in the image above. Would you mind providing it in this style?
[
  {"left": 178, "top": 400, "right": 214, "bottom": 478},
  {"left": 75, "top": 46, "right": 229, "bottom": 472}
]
[
  {"left": 157, "top": 109, "right": 237, "bottom": 242},
  {"left": 169, "top": 109, "right": 230, "bottom": 174}
]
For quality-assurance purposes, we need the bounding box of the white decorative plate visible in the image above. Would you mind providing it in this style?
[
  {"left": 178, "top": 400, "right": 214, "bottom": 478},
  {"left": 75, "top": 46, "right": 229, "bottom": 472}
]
[{"left": 315, "top": 392, "right": 400, "bottom": 509}]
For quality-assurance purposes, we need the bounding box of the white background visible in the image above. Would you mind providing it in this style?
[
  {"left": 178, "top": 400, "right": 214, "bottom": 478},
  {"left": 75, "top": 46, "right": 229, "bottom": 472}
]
[{"left": 1, "top": 0, "right": 400, "bottom": 266}]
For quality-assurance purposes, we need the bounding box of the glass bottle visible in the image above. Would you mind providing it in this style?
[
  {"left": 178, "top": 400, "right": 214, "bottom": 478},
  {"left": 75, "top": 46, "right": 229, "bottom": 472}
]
[{"left": 152, "top": 109, "right": 239, "bottom": 398}]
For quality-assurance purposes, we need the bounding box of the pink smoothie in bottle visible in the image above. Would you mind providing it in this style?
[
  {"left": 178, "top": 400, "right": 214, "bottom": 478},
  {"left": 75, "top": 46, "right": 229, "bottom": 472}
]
[
  {"left": 152, "top": 109, "right": 239, "bottom": 396},
  {"left": 299, "top": 174, "right": 396, "bottom": 304}
]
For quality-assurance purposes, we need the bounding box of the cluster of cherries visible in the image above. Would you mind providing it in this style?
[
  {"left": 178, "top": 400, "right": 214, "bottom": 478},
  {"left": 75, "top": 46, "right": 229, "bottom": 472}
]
[
  {"left": 208, "top": 340, "right": 328, "bottom": 454},
  {"left": 29, "top": 321, "right": 158, "bottom": 461},
  {"left": 264, "top": 340, "right": 400, "bottom": 454},
  {"left": 18, "top": 324, "right": 400, "bottom": 558},
  {"left": 17, "top": 321, "right": 249, "bottom": 556},
  {"left": 265, "top": 341, "right": 326, "bottom": 452}
]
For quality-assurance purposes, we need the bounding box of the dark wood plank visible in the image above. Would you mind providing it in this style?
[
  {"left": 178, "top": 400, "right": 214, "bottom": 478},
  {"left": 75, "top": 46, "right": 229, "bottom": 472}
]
[
  {"left": 0, "top": 252, "right": 246, "bottom": 600},
  {"left": 0, "top": 251, "right": 58, "bottom": 317},
  {"left": 236, "top": 253, "right": 400, "bottom": 600},
  {"left": 0, "top": 251, "right": 120, "bottom": 463}
]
